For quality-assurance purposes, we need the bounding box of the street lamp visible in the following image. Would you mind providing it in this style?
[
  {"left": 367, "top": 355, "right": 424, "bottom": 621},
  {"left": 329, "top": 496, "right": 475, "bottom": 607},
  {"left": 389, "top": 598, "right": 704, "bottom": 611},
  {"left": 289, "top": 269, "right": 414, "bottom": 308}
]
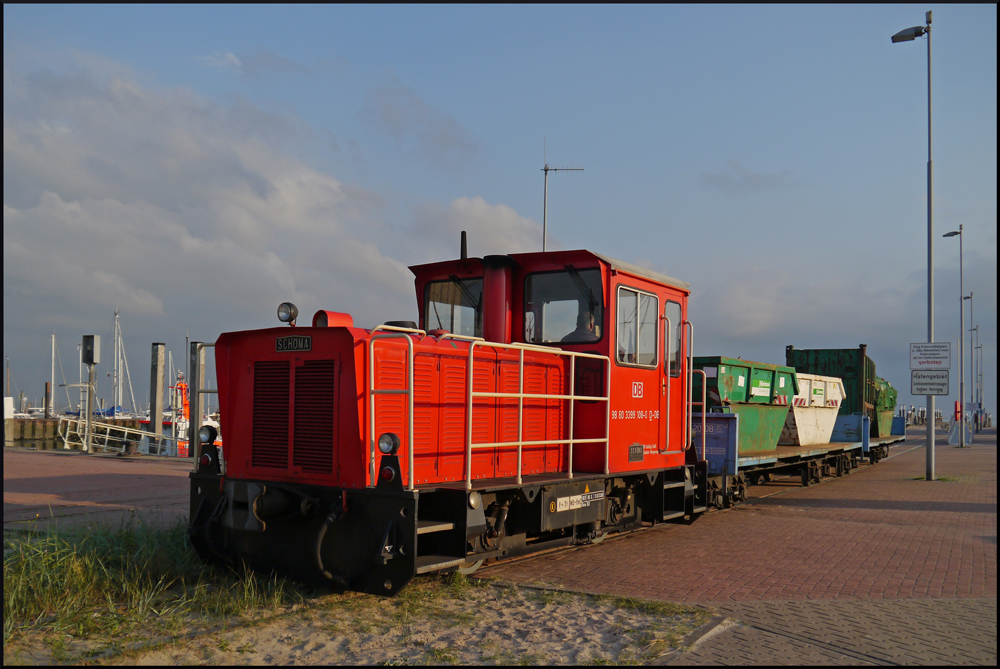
[
  {"left": 965, "top": 292, "right": 974, "bottom": 439},
  {"left": 975, "top": 341, "right": 982, "bottom": 429},
  {"left": 971, "top": 326, "right": 980, "bottom": 429},
  {"left": 893, "top": 11, "right": 935, "bottom": 478},
  {"left": 943, "top": 226, "right": 965, "bottom": 447}
]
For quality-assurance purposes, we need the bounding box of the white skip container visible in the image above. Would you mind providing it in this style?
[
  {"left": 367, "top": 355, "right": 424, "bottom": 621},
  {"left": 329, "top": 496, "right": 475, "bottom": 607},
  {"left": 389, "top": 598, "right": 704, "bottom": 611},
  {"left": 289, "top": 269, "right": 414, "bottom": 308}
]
[{"left": 778, "top": 373, "right": 846, "bottom": 446}]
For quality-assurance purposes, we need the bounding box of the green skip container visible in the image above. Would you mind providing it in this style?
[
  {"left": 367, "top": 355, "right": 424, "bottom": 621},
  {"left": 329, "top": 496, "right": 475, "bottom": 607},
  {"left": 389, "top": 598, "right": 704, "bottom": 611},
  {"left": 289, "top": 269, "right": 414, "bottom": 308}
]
[{"left": 692, "top": 356, "right": 799, "bottom": 453}]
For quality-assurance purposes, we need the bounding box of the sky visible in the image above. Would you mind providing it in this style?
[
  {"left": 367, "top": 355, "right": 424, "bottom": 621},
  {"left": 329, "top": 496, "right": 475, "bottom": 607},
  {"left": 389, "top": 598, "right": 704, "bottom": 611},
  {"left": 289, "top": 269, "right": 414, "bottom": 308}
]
[{"left": 3, "top": 4, "right": 996, "bottom": 419}]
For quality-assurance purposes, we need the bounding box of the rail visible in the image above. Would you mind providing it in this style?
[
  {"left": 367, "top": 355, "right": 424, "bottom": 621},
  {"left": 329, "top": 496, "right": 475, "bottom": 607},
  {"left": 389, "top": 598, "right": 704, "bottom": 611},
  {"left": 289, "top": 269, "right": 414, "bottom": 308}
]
[
  {"left": 661, "top": 315, "right": 672, "bottom": 453},
  {"left": 365, "top": 328, "right": 611, "bottom": 491},
  {"left": 57, "top": 416, "right": 182, "bottom": 455},
  {"left": 465, "top": 340, "right": 611, "bottom": 491},
  {"left": 690, "top": 370, "right": 707, "bottom": 460},
  {"left": 684, "top": 320, "right": 706, "bottom": 460},
  {"left": 368, "top": 326, "right": 424, "bottom": 489}
]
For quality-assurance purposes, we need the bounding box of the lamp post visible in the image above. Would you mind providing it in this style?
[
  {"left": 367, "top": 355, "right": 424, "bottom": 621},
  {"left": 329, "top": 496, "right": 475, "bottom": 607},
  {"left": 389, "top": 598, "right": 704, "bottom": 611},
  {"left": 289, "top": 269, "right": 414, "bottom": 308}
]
[
  {"left": 971, "top": 326, "right": 979, "bottom": 429},
  {"left": 975, "top": 341, "right": 982, "bottom": 429},
  {"left": 943, "top": 226, "right": 964, "bottom": 447},
  {"left": 893, "top": 11, "right": 935, "bottom": 478},
  {"left": 965, "top": 292, "right": 974, "bottom": 439}
]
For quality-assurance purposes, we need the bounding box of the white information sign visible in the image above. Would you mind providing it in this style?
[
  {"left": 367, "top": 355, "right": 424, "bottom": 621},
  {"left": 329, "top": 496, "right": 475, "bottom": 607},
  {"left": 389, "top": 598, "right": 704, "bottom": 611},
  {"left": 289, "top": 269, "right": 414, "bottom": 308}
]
[
  {"left": 910, "top": 342, "right": 951, "bottom": 370},
  {"left": 912, "top": 369, "right": 949, "bottom": 396}
]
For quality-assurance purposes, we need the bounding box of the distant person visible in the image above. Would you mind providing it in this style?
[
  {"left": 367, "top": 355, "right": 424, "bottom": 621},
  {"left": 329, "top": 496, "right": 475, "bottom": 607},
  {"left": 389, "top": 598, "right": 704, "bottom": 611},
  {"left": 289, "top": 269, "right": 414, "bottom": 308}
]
[{"left": 562, "top": 312, "right": 600, "bottom": 343}]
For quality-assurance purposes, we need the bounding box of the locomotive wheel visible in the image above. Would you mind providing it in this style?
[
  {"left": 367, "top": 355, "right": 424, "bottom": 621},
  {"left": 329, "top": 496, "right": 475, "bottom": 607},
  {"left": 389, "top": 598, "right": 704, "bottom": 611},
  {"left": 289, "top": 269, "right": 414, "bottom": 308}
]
[
  {"left": 590, "top": 533, "right": 606, "bottom": 545},
  {"left": 457, "top": 559, "right": 484, "bottom": 575}
]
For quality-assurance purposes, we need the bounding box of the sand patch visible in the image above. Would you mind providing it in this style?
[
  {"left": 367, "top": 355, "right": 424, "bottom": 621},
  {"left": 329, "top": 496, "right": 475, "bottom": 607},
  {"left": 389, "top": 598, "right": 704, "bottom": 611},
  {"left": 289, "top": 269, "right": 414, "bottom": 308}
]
[
  {"left": 3, "top": 575, "right": 711, "bottom": 666},
  {"left": 118, "top": 579, "right": 710, "bottom": 665}
]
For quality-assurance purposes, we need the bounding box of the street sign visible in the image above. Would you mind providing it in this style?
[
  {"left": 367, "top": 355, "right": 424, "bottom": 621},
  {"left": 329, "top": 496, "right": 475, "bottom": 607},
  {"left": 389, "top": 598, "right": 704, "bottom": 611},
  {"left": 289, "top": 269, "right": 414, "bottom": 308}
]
[
  {"left": 910, "top": 342, "right": 951, "bottom": 370},
  {"left": 912, "top": 369, "right": 949, "bottom": 395}
]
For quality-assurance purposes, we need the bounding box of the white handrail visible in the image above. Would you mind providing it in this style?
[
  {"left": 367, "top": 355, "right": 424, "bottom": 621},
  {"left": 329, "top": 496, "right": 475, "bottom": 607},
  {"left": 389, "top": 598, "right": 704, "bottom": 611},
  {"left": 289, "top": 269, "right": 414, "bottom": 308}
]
[
  {"left": 683, "top": 320, "right": 693, "bottom": 452},
  {"left": 370, "top": 324, "right": 427, "bottom": 336},
  {"left": 682, "top": 319, "right": 706, "bottom": 461},
  {"left": 464, "top": 340, "right": 611, "bottom": 490},
  {"left": 691, "top": 369, "right": 708, "bottom": 460},
  {"left": 57, "top": 416, "right": 183, "bottom": 454},
  {"left": 368, "top": 332, "right": 416, "bottom": 490},
  {"left": 661, "top": 315, "right": 672, "bottom": 453}
]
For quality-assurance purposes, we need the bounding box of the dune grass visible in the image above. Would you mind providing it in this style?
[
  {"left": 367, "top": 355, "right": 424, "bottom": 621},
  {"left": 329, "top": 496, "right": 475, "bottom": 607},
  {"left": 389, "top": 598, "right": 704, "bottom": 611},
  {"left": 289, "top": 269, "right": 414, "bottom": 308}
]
[{"left": 3, "top": 515, "right": 312, "bottom": 655}]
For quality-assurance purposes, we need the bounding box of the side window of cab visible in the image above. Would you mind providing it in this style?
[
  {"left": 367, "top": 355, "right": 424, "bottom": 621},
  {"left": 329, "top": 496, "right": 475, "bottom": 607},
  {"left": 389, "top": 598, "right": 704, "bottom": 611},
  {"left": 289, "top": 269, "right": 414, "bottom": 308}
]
[
  {"left": 664, "top": 301, "right": 682, "bottom": 377},
  {"left": 616, "top": 286, "right": 658, "bottom": 367}
]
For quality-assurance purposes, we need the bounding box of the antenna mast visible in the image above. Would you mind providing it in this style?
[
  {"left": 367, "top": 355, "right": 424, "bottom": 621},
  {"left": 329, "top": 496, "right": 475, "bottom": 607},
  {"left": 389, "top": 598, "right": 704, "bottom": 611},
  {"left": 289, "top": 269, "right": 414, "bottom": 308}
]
[{"left": 541, "top": 148, "right": 584, "bottom": 252}]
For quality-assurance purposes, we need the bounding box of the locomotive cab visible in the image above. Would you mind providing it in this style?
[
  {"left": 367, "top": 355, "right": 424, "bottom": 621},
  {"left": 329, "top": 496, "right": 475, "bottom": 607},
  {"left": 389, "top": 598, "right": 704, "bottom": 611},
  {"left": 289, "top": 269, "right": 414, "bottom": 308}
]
[{"left": 189, "top": 248, "right": 708, "bottom": 597}]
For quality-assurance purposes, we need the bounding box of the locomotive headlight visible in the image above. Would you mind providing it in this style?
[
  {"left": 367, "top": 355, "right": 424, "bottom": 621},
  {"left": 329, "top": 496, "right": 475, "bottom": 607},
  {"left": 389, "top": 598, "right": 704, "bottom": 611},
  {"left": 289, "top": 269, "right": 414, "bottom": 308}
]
[
  {"left": 198, "top": 425, "right": 218, "bottom": 445},
  {"left": 377, "top": 432, "right": 400, "bottom": 455},
  {"left": 468, "top": 492, "right": 482, "bottom": 510},
  {"left": 277, "top": 302, "right": 298, "bottom": 324}
]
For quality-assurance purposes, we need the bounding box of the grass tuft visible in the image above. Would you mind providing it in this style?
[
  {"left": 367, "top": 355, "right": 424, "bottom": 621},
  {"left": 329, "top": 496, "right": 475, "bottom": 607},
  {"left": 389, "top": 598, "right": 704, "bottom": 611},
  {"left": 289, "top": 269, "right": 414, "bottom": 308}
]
[{"left": 3, "top": 516, "right": 309, "bottom": 651}]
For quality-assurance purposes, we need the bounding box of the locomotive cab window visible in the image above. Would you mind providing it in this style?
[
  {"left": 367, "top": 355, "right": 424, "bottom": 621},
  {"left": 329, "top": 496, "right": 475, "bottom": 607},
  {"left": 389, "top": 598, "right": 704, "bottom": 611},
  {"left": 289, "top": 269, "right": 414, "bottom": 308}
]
[
  {"left": 616, "top": 286, "right": 658, "bottom": 367},
  {"left": 424, "top": 277, "right": 483, "bottom": 338},
  {"left": 523, "top": 267, "right": 604, "bottom": 344},
  {"left": 665, "top": 301, "right": 682, "bottom": 377}
]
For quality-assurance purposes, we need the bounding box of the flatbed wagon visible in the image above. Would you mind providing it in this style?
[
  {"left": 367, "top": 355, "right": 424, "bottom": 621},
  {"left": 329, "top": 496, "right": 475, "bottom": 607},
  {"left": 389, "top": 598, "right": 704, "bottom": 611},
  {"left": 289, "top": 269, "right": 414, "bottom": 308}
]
[{"left": 698, "top": 413, "right": 905, "bottom": 507}]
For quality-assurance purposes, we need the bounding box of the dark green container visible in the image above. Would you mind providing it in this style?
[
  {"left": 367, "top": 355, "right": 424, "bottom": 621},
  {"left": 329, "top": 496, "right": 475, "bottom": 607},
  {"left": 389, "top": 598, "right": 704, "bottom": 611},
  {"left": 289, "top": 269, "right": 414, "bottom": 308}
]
[
  {"left": 692, "top": 356, "right": 798, "bottom": 453},
  {"left": 785, "top": 344, "right": 897, "bottom": 438}
]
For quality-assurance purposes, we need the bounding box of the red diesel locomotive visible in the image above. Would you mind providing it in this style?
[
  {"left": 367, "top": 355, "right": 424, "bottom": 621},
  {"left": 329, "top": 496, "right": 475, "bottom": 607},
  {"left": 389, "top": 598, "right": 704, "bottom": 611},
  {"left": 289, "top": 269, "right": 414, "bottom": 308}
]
[{"left": 189, "top": 248, "right": 718, "bottom": 595}]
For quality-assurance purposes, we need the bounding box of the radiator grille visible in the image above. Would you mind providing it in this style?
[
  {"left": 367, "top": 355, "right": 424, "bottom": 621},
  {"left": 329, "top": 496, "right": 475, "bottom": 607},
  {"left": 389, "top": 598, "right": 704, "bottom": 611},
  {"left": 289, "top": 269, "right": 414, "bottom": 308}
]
[
  {"left": 252, "top": 361, "right": 290, "bottom": 469},
  {"left": 293, "top": 360, "right": 337, "bottom": 473}
]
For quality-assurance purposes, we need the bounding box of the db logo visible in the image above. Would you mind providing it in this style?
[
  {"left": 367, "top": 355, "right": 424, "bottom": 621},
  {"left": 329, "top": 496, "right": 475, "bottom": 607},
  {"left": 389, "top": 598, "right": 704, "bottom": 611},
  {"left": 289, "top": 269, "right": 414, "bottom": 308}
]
[{"left": 632, "top": 382, "right": 643, "bottom": 398}]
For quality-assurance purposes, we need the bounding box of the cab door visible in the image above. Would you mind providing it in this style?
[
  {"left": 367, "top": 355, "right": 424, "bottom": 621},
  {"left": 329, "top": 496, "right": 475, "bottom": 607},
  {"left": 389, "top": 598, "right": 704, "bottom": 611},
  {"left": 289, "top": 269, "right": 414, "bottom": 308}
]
[{"left": 661, "top": 299, "right": 685, "bottom": 454}]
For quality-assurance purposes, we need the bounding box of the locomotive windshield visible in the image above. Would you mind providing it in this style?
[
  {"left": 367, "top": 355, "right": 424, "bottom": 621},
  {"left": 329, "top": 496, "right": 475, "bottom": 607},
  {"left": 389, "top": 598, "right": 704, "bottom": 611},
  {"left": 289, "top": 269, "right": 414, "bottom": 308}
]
[
  {"left": 524, "top": 267, "right": 604, "bottom": 344},
  {"left": 424, "top": 277, "right": 483, "bottom": 337}
]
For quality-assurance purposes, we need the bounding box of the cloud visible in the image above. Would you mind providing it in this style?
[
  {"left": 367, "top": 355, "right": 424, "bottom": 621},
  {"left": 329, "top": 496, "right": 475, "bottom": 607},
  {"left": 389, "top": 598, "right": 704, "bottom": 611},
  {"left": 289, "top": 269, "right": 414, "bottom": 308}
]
[
  {"left": 195, "top": 52, "right": 243, "bottom": 73},
  {"left": 241, "top": 50, "right": 314, "bottom": 78},
  {"left": 2, "top": 60, "right": 544, "bottom": 408},
  {"left": 700, "top": 159, "right": 795, "bottom": 194},
  {"left": 3, "top": 63, "right": 426, "bottom": 387},
  {"left": 359, "top": 77, "right": 479, "bottom": 169},
  {"left": 400, "top": 196, "right": 542, "bottom": 265},
  {"left": 195, "top": 49, "right": 316, "bottom": 79}
]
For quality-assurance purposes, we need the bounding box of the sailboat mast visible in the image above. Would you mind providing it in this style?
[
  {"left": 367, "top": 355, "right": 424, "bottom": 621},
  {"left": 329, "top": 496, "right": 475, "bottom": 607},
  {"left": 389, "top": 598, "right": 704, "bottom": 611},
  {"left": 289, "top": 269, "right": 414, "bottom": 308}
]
[
  {"left": 111, "top": 310, "right": 118, "bottom": 416},
  {"left": 116, "top": 311, "right": 122, "bottom": 414},
  {"left": 51, "top": 333, "right": 56, "bottom": 417}
]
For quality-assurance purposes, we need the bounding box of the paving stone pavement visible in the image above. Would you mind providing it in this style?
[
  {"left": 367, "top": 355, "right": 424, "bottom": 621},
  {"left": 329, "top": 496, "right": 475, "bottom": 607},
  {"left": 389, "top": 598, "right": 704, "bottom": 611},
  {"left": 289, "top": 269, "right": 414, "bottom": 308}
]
[
  {"left": 3, "top": 447, "right": 191, "bottom": 530},
  {"left": 483, "top": 426, "right": 998, "bottom": 665},
  {"left": 663, "top": 598, "right": 997, "bottom": 665}
]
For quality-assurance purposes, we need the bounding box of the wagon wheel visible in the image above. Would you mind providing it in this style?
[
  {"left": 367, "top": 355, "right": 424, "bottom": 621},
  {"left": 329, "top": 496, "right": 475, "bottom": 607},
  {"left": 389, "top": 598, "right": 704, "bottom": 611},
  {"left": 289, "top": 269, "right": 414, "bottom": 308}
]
[{"left": 457, "top": 559, "right": 484, "bottom": 575}]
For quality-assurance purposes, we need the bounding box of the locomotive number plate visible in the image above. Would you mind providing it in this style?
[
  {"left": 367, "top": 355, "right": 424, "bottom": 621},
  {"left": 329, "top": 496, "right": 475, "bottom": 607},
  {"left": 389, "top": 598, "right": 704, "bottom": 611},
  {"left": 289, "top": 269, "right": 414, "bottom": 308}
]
[{"left": 276, "top": 335, "right": 312, "bottom": 352}]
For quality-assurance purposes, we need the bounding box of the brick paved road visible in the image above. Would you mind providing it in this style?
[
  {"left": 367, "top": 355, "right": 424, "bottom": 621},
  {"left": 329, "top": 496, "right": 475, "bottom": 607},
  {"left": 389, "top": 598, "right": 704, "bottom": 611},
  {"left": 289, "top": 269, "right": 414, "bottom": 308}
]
[
  {"left": 661, "top": 598, "right": 996, "bottom": 666},
  {"left": 483, "top": 426, "right": 998, "bottom": 665},
  {"left": 3, "top": 448, "right": 191, "bottom": 530}
]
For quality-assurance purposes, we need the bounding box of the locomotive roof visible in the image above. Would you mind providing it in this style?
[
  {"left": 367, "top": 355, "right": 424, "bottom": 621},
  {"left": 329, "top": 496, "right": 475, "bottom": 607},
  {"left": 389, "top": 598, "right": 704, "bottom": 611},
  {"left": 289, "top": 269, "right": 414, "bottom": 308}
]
[
  {"left": 589, "top": 251, "right": 690, "bottom": 291},
  {"left": 410, "top": 250, "right": 690, "bottom": 291}
]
